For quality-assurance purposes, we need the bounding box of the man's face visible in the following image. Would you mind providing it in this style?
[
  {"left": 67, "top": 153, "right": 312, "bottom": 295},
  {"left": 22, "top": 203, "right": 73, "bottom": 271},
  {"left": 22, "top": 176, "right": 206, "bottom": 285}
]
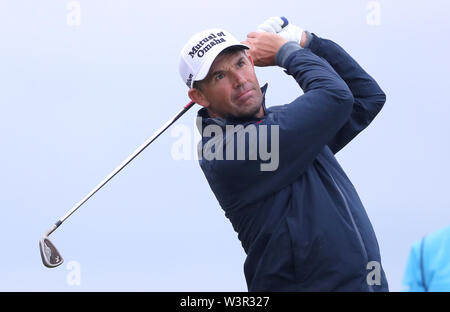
[{"left": 191, "top": 50, "right": 264, "bottom": 119}]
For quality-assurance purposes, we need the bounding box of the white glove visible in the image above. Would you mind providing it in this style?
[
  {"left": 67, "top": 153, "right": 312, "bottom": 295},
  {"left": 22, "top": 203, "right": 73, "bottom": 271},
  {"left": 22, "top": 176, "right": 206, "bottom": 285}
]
[
  {"left": 257, "top": 16, "right": 286, "bottom": 33},
  {"left": 257, "top": 16, "right": 304, "bottom": 45},
  {"left": 279, "top": 24, "right": 303, "bottom": 44}
]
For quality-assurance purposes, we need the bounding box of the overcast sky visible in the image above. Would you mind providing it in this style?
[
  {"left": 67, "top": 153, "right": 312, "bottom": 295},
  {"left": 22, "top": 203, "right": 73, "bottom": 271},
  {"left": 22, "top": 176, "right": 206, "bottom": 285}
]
[{"left": 1, "top": 0, "right": 449, "bottom": 291}]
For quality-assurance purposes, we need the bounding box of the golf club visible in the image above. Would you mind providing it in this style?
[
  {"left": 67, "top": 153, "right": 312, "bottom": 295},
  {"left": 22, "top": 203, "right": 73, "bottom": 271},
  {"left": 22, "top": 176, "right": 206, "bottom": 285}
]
[{"left": 39, "top": 100, "right": 195, "bottom": 268}]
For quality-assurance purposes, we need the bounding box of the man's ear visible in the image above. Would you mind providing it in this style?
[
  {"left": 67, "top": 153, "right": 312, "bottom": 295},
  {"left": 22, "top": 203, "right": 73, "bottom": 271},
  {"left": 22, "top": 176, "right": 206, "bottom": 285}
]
[
  {"left": 188, "top": 88, "right": 209, "bottom": 108},
  {"left": 248, "top": 54, "right": 255, "bottom": 67}
]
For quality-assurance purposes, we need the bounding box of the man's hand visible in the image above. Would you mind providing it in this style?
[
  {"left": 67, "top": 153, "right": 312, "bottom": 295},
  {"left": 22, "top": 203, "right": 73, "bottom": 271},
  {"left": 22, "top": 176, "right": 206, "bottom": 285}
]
[{"left": 242, "top": 32, "right": 288, "bottom": 67}]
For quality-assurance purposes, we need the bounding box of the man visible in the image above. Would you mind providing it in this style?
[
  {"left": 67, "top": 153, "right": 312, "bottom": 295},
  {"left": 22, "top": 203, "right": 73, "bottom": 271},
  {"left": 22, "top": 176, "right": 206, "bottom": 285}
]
[
  {"left": 403, "top": 225, "right": 450, "bottom": 292},
  {"left": 179, "top": 17, "right": 388, "bottom": 291}
]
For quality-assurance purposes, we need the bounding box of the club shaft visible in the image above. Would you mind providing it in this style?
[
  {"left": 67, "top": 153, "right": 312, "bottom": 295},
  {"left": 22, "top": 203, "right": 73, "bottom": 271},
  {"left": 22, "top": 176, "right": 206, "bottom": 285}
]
[{"left": 46, "top": 101, "right": 195, "bottom": 236}]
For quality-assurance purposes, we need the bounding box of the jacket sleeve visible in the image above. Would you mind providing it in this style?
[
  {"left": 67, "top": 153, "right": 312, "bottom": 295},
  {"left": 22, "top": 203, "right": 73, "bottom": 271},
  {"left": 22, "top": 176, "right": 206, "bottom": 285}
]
[
  {"left": 206, "top": 42, "right": 354, "bottom": 208},
  {"left": 306, "top": 33, "right": 386, "bottom": 154}
]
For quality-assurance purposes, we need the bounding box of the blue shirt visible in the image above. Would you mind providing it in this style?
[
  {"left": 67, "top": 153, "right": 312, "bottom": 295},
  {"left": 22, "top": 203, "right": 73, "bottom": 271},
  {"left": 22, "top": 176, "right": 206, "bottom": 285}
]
[{"left": 403, "top": 225, "right": 450, "bottom": 291}]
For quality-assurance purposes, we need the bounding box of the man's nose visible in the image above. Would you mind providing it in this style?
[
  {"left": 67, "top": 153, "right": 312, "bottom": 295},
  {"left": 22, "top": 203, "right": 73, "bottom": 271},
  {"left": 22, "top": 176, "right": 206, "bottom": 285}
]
[{"left": 230, "top": 70, "right": 246, "bottom": 88}]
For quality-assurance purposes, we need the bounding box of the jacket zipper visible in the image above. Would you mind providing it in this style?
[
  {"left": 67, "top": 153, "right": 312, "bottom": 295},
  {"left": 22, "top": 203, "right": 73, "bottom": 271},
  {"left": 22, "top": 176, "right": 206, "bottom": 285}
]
[{"left": 328, "top": 172, "right": 374, "bottom": 292}]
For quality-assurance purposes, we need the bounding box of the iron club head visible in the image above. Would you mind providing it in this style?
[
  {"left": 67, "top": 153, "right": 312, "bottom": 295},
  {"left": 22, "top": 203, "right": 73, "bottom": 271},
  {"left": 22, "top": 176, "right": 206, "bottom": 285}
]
[{"left": 39, "top": 237, "right": 64, "bottom": 268}]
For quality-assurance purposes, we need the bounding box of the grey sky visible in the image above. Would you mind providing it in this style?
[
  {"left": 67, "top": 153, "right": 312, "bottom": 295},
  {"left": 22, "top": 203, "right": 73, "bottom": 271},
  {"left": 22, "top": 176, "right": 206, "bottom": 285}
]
[{"left": 1, "top": 0, "right": 449, "bottom": 291}]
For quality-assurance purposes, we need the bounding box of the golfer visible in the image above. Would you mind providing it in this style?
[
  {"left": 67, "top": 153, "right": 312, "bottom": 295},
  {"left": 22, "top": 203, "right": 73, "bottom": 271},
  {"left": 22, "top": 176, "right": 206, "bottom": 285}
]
[{"left": 179, "top": 17, "right": 388, "bottom": 291}]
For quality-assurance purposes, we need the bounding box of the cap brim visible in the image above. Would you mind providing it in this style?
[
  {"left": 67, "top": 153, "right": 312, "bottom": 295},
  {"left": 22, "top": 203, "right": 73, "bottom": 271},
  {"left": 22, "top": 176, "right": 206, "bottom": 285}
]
[{"left": 192, "top": 43, "right": 249, "bottom": 88}]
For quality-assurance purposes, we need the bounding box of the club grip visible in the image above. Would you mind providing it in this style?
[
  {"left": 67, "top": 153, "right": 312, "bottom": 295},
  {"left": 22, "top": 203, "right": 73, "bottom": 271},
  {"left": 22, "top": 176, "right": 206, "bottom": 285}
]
[{"left": 280, "top": 16, "right": 289, "bottom": 28}]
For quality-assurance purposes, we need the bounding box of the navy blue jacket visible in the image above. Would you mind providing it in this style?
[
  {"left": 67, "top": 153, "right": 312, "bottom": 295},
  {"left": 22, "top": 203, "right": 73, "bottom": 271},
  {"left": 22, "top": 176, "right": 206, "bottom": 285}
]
[{"left": 196, "top": 33, "right": 388, "bottom": 291}]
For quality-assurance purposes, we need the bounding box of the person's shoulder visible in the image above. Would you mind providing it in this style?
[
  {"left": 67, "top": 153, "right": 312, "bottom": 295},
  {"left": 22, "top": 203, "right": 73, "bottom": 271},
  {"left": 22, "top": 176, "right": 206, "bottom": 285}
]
[
  {"left": 265, "top": 104, "right": 290, "bottom": 118},
  {"left": 410, "top": 238, "right": 422, "bottom": 254},
  {"left": 427, "top": 225, "right": 450, "bottom": 243},
  {"left": 267, "top": 104, "right": 284, "bottom": 112}
]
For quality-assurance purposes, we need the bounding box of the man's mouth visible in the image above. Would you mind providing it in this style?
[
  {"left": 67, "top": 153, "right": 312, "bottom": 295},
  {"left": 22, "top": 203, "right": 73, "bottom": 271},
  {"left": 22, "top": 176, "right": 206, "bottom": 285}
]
[{"left": 235, "top": 89, "right": 254, "bottom": 102}]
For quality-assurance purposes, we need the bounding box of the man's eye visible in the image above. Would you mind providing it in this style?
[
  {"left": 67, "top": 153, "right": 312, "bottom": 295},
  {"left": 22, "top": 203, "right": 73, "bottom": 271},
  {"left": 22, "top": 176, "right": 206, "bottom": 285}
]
[
  {"left": 216, "top": 73, "right": 224, "bottom": 80},
  {"left": 238, "top": 61, "right": 245, "bottom": 67}
]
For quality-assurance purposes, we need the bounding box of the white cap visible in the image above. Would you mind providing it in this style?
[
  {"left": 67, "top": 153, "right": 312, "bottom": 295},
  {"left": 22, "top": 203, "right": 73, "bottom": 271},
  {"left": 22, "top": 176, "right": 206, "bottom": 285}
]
[{"left": 179, "top": 28, "right": 249, "bottom": 88}]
